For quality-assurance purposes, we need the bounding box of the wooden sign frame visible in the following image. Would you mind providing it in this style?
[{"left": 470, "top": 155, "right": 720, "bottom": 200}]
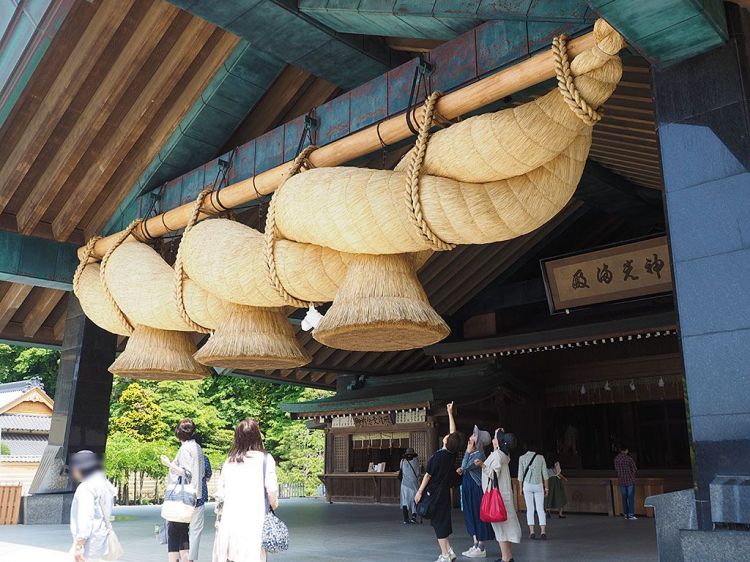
[{"left": 540, "top": 235, "right": 673, "bottom": 314}]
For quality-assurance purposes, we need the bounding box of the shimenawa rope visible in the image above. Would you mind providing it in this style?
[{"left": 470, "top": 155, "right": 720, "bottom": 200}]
[
  {"left": 173, "top": 189, "right": 213, "bottom": 334},
  {"left": 99, "top": 220, "right": 142, "bottom": 335},
  {"left": 264, "top": 146, "right": 318, "bottom": 309}
]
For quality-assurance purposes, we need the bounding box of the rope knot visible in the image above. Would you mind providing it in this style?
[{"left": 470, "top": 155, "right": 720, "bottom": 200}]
[
  {"left": 404, "top": 91, "right": 456, "bottom": 252},
  {"left": 552, "top": 33, "right": 602, "bottom": 126}
]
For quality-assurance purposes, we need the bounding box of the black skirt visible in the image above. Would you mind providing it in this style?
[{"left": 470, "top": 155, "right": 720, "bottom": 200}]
[{"left": 430, "top": 490, "right": 453, "bottom": 539}]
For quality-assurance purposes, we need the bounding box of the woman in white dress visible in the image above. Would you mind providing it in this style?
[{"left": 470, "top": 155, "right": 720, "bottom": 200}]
[
  {"left": 476, "top": 428, "right": 521, "bottom": 562},
  {"left": 213, "top": 419, "right": 279, "bottom": 562}
]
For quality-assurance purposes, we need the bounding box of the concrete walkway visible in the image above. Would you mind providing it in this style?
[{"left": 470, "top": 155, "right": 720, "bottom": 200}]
[{"left": 0, "top": 499, "right": 657, "bottom": 561}]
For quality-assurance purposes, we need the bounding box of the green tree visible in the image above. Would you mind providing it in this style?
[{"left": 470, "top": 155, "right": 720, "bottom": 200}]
[
  {"left": 0, "top": 344, "right": 60, "bottom": 396},
  {"left": 110, "top": 383, "right": 168, "bottom": 441}
]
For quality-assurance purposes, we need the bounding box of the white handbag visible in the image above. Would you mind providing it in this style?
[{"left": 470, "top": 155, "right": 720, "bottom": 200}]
[{"left": 161, "top": 473, "right": 197, "bottom": 523}]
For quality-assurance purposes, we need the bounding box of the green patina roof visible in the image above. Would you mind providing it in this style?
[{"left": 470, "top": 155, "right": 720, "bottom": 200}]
[
  {"left": 281, "top": 364, "right": 503, "bottom": 416},
  {"left": 280, "top": 389, "right": 434, "bottom": 415}
]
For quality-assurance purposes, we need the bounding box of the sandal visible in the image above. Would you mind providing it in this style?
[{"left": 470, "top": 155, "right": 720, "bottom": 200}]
[
  {"left": 541, "top": 533, "right": 547, "bottom": 540},
  {"left": 529, "top": 533, "right": 536, "bottom": 540}
]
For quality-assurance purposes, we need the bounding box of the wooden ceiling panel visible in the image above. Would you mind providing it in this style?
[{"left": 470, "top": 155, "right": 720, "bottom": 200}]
[
  {"left": 0, "top": 0, "right": 239, "bottom": 243},
  {"left": 0, "top": 0, "right": 135, "bottom": 214},
  {"left": 82, "top": 29, "right": 240, "bottom": 235},
  {"left": 15, "top": 0, "right": 180, "bottom": 234},
  {"left": 574, "top": 55, "right": 663, "bottom": 190}
]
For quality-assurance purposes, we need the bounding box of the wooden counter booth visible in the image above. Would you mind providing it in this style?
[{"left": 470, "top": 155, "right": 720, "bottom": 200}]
[
  {"left": 282, "top": 367, "right": 503, "bottom": 504},
  {"left": 321, "top": 408, "right": 437, "bottom": 504}
]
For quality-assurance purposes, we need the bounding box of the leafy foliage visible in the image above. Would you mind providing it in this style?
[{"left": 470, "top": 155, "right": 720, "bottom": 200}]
[
  {"left": 106, "top": 375, "right": 331, "bottom": 501},
  {"left": 0, "top": 442, "right": 10, "bottom": 455},
  {"left": 0, "top": 344, "right": 60, "bottom": 396}
]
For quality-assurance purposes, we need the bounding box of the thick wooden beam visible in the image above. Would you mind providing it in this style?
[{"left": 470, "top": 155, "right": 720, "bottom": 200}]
[
  {"left": 0, "top": 230, "right": 77, "bottom": 290},
  {"left": 85, "top": 28, "right": 601, "bottom": 258},
  {"left": 53, "top": 312, "right": 66, "bottom": 341},
  {"left": 84, "top": 30, "right": 241, "bottom": 238},
  {"left": 16, "top": 1, "right": 180, "bottom": 235},
  {"left": 0, "top": 1, "right": 134, "bottom": 214},
  {"left": 0, "top": 284, "right": 33, "bottom": 333},
  {"left": 22, "top": 289, "right": 65, "bottom": 338},
  {"left": 52, "top": 17, "right": 220, "bottom": 241}
]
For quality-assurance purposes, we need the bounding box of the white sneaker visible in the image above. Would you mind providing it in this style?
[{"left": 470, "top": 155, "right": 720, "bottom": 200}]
[
  {"left": 463, "top": 545, "right": 487, "bottom": 558},
  {"left": 434, "top": 555, "right": 451, "bottom": 562},
  {"left": 628, "top": 515, "right": 638, "bottom": 520},
  {"left": 448, "top": 548, "right": 457, "bottom": 561}
]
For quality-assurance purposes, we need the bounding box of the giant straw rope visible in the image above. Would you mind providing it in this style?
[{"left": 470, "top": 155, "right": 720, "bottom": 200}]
[{"left": 73, "top": 21, "right": 626, "bottom": 360}]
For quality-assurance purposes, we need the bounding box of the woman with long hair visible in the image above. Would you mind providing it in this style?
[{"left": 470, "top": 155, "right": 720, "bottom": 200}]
[{"left": 212, "top": 418, "right": 279, "bottom": 562}]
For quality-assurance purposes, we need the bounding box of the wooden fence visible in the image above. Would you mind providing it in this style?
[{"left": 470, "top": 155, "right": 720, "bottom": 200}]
[{"left": 0, "top": 483, "right": 22, "bottom": 525}]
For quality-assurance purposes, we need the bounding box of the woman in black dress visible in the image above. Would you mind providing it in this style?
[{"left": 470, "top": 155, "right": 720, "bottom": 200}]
[{"left": 415, "top": 402, "right": 464, "bottom": 562}]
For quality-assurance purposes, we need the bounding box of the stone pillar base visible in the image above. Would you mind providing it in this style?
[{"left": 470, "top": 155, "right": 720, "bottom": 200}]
[{"left": 21, "top": 492, "right": 74, "bottom": 525}]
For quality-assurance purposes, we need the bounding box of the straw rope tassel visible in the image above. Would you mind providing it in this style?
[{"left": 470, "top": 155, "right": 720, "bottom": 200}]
[
  {"left": 99, "top": 220, "right": 142, "bottom": 335},
  {"left": 264, "top": 145, "right": 318, "bottom": 309},
  {"left": 405, "top": 91, "right": 455, "bottom": 252},
  {"left": 553, "top": 33, "right": 602, "bottom": 126},
  {"left": 173, "top": 189, "right": 213, "bottom": 334}
]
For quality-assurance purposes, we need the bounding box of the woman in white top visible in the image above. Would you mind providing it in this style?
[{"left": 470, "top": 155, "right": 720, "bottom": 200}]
[
  {"left": 69, "top": 450, "right": 118, "bottom": 562},
  {"left": 517, "top": 446, "right": 549, "bottom": 539},
  {"left": 161, "top": 418, "right": 205, "bottom": 562},
  {"left": 476, "top": 428, "right": 521, "bottom": 562},
  {"left": 213, "top": 418, "right": 279, "bottom": 562}
]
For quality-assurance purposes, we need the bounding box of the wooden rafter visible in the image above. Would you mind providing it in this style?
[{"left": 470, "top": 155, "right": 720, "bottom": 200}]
[
  {"left": 51, "top": 15, "right": 220, "bottom": 241},
  {"left": 21, "top": 289, "right": 65, "bottom": 338},
  {"left": 83, "top": 29, "right": 240, "bottom": 237},
  {"left": 0, "top": 284, "right": 33, "bottom": 333},
  {"left": 0, "top": 1, "right": 135, "bottom": 214},
  {"left": 15, "top": 1, "right": 180, "bottom": 234}
]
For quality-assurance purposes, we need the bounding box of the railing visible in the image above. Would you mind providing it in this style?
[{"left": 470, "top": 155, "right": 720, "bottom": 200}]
[
  {"left": 278, "top": 482, "right": 305, "bottom": 499},
  {"left": 0, "top": 482, "right": 22, "bottom": 525}
]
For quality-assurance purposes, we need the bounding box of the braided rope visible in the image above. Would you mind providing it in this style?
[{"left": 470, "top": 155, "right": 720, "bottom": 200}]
[
  {"left": 173, "top": 189, "right": 213, "bottom": 334},
  {"left": 99, "top": 220, "right": 142, "bottom": 335},
  {"left": 264, "top": 146, "right": 318, "bottom": 308},
  {"left": 405, "top": 91, "right": 456, "bottom": 252},
  {"left": 552, "top": 33, "right": 602, "bottom": 126},
  {"left": 72, "top": 236, "right": 102, "bottom": 298}
]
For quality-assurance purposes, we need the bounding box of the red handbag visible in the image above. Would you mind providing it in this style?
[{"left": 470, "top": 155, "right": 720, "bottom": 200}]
[{"left": 480, "top": 471, "right": 508, "bottom": 523}]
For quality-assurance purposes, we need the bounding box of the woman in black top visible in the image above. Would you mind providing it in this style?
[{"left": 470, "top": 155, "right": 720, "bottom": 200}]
[{"left": 415, "top": 402, "right": 463, "bottom": 562}]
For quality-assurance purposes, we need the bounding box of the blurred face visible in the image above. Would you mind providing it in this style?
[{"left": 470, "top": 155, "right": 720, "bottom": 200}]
[
  {"left": 71, "top": 467, "right": 82, "bottom": 482},
  {"left": 467, "top": 434, "right": 476, "bottom": 451}
]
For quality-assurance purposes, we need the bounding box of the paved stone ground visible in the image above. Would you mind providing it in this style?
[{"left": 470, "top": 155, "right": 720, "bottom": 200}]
[{"left": 0, "top": 498, "right": 657, "bottom": 561}]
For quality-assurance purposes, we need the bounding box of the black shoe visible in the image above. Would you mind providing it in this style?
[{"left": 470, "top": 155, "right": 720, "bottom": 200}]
[
  {"left": 541, "top": 533, "right": 547, "bottom": 540},
  {"left": 530, "top": 533, "right": 536, "bottom": 540}
]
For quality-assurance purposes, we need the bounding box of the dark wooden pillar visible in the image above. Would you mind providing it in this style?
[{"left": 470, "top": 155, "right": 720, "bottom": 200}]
[
  {"left": 23, "top": 297, "right": 117, "bottom": 523},
  {"left": 652, "top": 6, "right": 750, "bottom": 530}
]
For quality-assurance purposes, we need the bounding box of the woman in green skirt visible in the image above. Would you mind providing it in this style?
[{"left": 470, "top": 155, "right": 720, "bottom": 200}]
[{"left": 545, "top": 459, "right": 568, "bottom": 518}]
